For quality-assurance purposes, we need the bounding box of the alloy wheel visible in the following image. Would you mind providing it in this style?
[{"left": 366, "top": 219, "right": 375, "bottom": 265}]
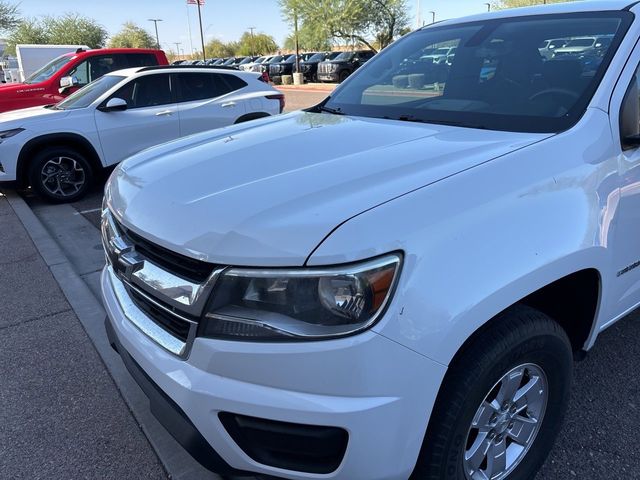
[
  {"left": 40, "top": 156, "right": 86, "bottom": 198},
  {"left": 463, "top": 363, "right": 548, "bottom": 480}
]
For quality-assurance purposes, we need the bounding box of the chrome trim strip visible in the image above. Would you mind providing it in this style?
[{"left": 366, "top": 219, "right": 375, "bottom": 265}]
[
  {"left": 107, "top": 266, "right": 187, "bottom": 357},
  {"left": 131, "top": 263, "right": 225, "bottom": 316}
]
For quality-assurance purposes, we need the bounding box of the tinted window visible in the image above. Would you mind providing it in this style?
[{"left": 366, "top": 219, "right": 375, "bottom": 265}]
[
  {"left": 306, "top": 53, "right": 327, "bottom": 62},
  {"left": 111, "top": 74, "right": 172, "bottom": 108},
  {"left": 334, "top": 52, "right": 354, "bottom": 61},
  {"left": 177, "top": 72, "right": 247, "bottom": 102},
  {"left": 69, "top": 55, "right": 130, "bottom": 87},
  {"left": 126, "top": 53, "right": 158, "bottom": 67},
  {"left": 324, "top": 12, "right": 630, "bottom": 133}
]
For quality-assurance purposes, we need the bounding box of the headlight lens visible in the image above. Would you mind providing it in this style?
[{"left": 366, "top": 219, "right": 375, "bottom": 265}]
[
  {"left": 0, "top": 128, "right": 24, "bottom": 143},
  {"left": 200, "top": 253, "right": 402, "bottom": 341}
]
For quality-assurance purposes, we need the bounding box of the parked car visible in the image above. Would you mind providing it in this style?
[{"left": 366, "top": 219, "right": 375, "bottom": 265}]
[
  {"left": 317, "top": 50, "right": 376, "bottom": 83},
  {"left": 421, "top": 46, "right": 457, "bottom": 64},
  {"left": 0, "top": 48, "right": 168, "bottom": 113},
  {"left": 552, "top": 35, "right": 613, "bottom": 57},
  {"left": 0, "top": 66, "right": 284, "bottom": 202},
  {"left": 538, "top": 37, "right": 568, "bottom": 59},
  {"left": 268, "top": 53, "right": 317, "bottom": 78},
  {"left": 239, "top": 56, "right": 266, "bottom": 72},
  {"left": 101, "top": 2, "right": 640, "bottom": 479},
  {"left": 300, "top": 51, "right": 340, "bottom": 82}
]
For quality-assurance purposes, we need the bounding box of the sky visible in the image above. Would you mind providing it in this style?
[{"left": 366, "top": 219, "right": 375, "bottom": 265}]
[{"left": 20, "top": 0, "right": 492, "bottom": 55}]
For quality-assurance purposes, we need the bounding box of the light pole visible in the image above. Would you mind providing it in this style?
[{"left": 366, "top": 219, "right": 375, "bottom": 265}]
[
  {"left": 148, "top": 18, "right": 162, "bottom": 50},
  {"left": 484, "top": 3, "right": 491, "bottom": 12},
  {"left": 174, "top": 42, "right": 182, "bottom": 58},
  {"left": 248, "top": 27, "right": 256, "bottom": 56},
  {"left": 429, "top": 11, "right": 436, "bottom": 24}
]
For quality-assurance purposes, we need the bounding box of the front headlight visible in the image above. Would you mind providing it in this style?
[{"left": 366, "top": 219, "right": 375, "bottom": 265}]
[
  {"left": 200, "top": 253, "right": 402, "bottom": 341},
  {"left": 0, "top": 128, "right": 24, "bottom": 143}
]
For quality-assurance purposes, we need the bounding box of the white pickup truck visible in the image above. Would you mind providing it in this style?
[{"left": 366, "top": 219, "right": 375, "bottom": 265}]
[{"left": 102, "top": 1, "right": 640, "bottom": 479}]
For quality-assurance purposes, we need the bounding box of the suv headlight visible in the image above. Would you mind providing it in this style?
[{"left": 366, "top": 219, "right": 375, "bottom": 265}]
[{"left": 200, "top": 253, "right": 402, "bottom": 341}]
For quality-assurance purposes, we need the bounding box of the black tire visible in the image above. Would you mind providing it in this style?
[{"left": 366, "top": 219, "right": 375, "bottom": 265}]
[
  {"left": 412, "top": 305, "right": 573, "bottom": 480},
  {"left": 338, "top": 70, "right": 350, "bottom": 83},
  {"left": 28, "top": 146, "right": 94, "bottom": 203}
]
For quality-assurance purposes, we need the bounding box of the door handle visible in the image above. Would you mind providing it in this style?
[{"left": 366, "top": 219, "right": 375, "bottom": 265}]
[
  {"left": 155, "top": 110, "right": 173, "bottom": 116},
  {"left": 221, "top": 102, "right": 236, "bottom": 108}
]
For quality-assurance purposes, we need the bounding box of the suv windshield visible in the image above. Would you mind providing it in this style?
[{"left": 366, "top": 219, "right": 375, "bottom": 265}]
[
  {"left": 333, "top": 52, "right": 354, "bottom": 61},
  {"left": 306, "top": 53, "right": 326, "bottom": 63},
  {"left": 24, "top": 54, "right": 73, "bottom": 84},
  {"left": 55, "top": 75, "right": 124, "bottom": 110},
  {"left": 324, "top": 12, "right": 631, "bottom": 133}
]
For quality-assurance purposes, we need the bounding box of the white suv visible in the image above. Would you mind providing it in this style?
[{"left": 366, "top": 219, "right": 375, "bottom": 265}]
[
  {"left": 102, "top": 2, "right": 640, "bottom": 479},
  {"left": 0, "top": 66, "right": 283, "bottom": 202}
]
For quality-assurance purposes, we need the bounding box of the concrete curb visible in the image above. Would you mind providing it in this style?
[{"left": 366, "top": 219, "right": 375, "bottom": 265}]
[{"left": 4, "top": 191, "right": 218, "bottom": 480}]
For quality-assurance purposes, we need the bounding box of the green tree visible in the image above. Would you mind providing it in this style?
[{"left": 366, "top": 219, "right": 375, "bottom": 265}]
[
  {"left": 280, "top": 0, "right": 409, "bottom": 53},
  {"left": 44, "top": 13, "right": 107, "bottom": 48},
  {"left": 236, "top": 31, "right": 278, "bottom": 56},
  {"left": 492, "top": 0, "right": 573, "bottom": 8},
  {"left": 0, "top": 0, "right": 19, "bottom": 31},
  {"left": 203, "top": 38, "right": 236, "bottom": 58},
  {"left": 283, "top": 22, "right": 331, "bottom": 51},
  {"left": 108, "top": 22, "right": 156, "bottom": 48},
  {"left": 8, "top": 13, "right": 107, "bottom": 54},
  {"left": 6, "top": 18, "right": 47, "bottom": 54}
]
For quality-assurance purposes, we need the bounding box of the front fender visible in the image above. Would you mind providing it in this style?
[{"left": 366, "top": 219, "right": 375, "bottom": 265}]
[{"left": 308, "top": 109, "right": 618, "bottom": 365}]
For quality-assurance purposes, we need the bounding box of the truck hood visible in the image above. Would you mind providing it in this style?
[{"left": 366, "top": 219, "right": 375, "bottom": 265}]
[
  {"left": 0, "top": 105, "right": 69, "bottom": 127},
  {"left": 107, "top": 111, "right": 550, "bottom": 267}
]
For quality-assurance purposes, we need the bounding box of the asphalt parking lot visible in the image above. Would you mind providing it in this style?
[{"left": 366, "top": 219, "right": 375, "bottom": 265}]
[{"left": 5, "top": 88, "right": 640, "bottom": 479}]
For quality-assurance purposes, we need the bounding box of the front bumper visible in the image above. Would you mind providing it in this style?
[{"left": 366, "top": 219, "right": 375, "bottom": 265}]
[
  {"left": 318, "top": 72, "right": 339, "bottom": 82},
  {"left": 102, "top": 265, "right": 446, "bottom": 479},
  {"left": 0, "top": 140, "right": 22, "bottom": 182}
]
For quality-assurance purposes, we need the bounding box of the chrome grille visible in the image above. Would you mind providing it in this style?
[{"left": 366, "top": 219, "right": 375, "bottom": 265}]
[{"left": 102, "top": 209, "right": 222, "bottom": 357}]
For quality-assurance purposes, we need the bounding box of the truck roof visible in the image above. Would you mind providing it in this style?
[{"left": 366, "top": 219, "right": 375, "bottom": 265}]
[{"left": 435, "top": 1, "right": 638, "bottom": 27}]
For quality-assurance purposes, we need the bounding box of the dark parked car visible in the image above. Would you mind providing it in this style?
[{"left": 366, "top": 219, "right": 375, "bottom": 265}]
[
  {"left": 317, "top": 50, "right": 376, "bottom": 83},
  {"left": 300, "top": 51, "right": 341, "bottom": 82},
  {"left": 268, "top": 53, "right": 318, "bottom": 78}
]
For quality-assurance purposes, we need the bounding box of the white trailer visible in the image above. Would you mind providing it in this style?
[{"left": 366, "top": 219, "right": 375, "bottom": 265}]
[{"left": 16, "top": 44, "right": 89, "bottom": 82}]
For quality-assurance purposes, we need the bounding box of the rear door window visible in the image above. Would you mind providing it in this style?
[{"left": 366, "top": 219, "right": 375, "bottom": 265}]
[{"left": 176, "top": 72, "right": 247, "bottom": 102}]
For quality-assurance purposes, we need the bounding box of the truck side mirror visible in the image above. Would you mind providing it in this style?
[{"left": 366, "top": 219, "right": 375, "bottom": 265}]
[
  {"left": 59, "top": 75, "right": 79, "bottom": 94},
  {"left": 621, "top": 75, "right": 640, "bottom": 150},
  {"left": 99, "top": 97, "right": 128, "bottom": 112}
]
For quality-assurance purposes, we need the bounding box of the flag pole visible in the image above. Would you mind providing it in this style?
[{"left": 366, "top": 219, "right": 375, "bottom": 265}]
[{"left": 197, "top": 0, "right": 206, "bottom": 61}]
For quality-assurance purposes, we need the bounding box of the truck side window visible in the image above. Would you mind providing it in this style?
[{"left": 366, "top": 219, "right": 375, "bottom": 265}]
[{"left": 68, "top": 60, "right": 90, "bottom": 86}]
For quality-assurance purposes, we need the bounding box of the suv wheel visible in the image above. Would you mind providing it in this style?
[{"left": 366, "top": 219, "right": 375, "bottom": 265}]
[
  {"left": 339, "top": 70, "right": 350, "bottom": 83},
  {"left": 412, "top": 305, "right": 573, "bottom": 480},
  {"left": 29, "top": 147, "right": 93, "bottom": 203}
]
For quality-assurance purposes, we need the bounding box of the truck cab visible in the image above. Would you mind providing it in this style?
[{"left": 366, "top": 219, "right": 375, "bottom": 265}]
[{"left": 0, "top": 48, "right": 168, "bottom": 113}]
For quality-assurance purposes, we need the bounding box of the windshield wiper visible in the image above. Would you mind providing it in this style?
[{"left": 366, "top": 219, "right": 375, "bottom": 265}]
[{"left": 318, "top": 105, "right": 344, "bottom": 115}]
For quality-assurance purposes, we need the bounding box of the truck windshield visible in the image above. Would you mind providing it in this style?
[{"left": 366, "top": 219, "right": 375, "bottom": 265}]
[
  {"left": 24, "top": 54, "right": 73, "bottom": 84},
  {"left": 323, "top": 12, "right": 632, "bottom": 133},
  {"left": 55, "top": 75, "right": 124, "bottom": 110}
]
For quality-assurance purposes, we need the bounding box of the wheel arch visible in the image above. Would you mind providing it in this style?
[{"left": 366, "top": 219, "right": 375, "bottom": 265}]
[
  {"left": 451, "top": 267, "right": 602, "bottom": 367},
  {"left": 16, "top": 133, "right": 103, "bottom": 186}
]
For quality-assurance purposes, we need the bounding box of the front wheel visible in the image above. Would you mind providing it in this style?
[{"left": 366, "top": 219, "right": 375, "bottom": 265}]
[
  {"left": 28, "top": 147, "right": 94, "bottom": 203},
  {"left": 412, "top": 305, "right": 573, "bottom": 480},
  {"left": 338, "top": 70, "right": 350, "bottom": 83}
]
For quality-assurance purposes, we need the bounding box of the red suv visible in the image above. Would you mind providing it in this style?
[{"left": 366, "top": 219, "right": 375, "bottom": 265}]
[{"left": 0, "top": 48, "right": 168, "bottom": 113}]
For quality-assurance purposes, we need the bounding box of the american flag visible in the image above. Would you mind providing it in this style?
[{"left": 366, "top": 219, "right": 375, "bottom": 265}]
[{"left": 186, "top": 0, "right": 205, "bottom": 4}]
